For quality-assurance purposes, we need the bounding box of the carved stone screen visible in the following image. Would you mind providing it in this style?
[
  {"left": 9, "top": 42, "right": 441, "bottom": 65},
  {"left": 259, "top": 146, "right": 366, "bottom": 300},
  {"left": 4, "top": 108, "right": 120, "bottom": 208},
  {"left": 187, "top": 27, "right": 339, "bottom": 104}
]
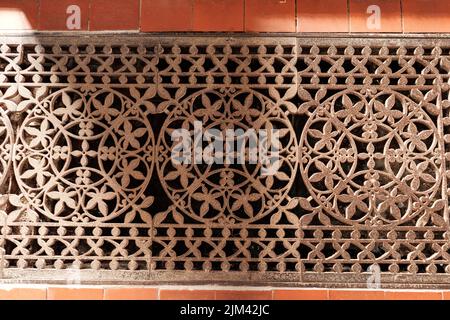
[{"left": 0, "top": 34, "right": 449, "bottom": 288}]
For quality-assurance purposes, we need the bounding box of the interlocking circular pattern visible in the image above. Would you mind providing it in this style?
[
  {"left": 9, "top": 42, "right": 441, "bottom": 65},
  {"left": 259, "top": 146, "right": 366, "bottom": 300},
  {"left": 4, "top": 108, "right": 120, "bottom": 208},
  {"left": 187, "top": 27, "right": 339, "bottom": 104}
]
[
  {"left": 0, "top": 108, "right": 13, "bottom": 188},
  {"left": 157, "top": 88, "right": 298, "bottom": 224},
  {"left": 300, "top": 90, "right": 443, "bottom": 226},
  {"left": 14, "top": 88, "right": 154, "bottom": 222}
]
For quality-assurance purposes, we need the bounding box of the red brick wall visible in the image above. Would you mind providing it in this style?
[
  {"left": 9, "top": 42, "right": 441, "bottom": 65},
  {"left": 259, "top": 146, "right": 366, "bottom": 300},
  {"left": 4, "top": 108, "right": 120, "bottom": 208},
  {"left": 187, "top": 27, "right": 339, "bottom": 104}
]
[
  {"left": 0, "top": 286, "right": 448, "bottom": 300},
  {"left": 0, "top": 0, "right": 449, "bottom": 33}
]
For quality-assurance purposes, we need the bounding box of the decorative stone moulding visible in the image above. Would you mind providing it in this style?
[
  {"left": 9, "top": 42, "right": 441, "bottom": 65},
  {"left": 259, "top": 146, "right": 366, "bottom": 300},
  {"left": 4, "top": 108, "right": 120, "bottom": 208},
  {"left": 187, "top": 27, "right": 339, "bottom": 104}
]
[{"left": 0, "top": 34, "right": 449, "bottom": 288}]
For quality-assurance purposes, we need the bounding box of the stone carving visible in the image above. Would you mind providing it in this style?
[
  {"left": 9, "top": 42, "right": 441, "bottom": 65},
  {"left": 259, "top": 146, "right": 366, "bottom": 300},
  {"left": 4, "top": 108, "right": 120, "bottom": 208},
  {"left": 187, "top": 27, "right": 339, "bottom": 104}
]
[{"left": 0, "top": 36, "right": 448, "bottom": 287}]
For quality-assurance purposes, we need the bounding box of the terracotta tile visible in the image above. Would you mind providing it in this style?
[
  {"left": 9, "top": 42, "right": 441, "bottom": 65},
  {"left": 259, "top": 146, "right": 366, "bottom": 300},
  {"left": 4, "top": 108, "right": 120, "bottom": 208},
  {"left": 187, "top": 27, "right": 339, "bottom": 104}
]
[
  {"left": 298, "top": 0, "right": 348, "bottom": 32},
  {"left": 403, "top": 0, "right": 450, "bottom": 33},
  {"left": 385, "top": 291, "right": 442, "bottom": 300},
  {"left": 39, "top": 0, "right": 89, "bottom": 31},
  {"left": 90, "top": 0, "right": 140, "bottom": 30},
  {"left": 329, "top": 290, "right": 385, "bottom": 300},
  {"left": 0, "top": 0, "right": 39, "bottom": 30},
  {"left": 104, "top": 288, "right": 158, "bottom": 300},
  {"left": 245, "top": 0, "right": 295, "bottom": 32},
  {"left": 350, "top": 0, "right": 401, "bottom": 32},
  {"left": 215, "top": 290, "right": 272, "bottom": 300},
  {"left": 160, "top": 289, "right": 215, "bottom": 300},
  {"left": 441, "top": 291, "right": 450, "bottom": 300},
  {"left": 141, "top": 0, "right": 192, "bottom": 32},
  {"left": 0, "top": 288, "right": 46, "bottom": 300},
  {"left": 47, "top": 287, "right": 104, "bottom": 300},
  {"left": 273, "top": 289, "right": 328, "bottom": 300},
  {"left": 193, "top": 0, "right": 244, "bottom": 32}
]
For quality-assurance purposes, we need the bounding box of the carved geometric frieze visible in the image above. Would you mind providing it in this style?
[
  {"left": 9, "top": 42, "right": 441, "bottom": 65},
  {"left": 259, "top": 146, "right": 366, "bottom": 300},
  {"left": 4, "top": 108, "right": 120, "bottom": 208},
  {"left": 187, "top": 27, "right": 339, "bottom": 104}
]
[{"left": 0, "top": 35, "right": 448, "bottom": 287}]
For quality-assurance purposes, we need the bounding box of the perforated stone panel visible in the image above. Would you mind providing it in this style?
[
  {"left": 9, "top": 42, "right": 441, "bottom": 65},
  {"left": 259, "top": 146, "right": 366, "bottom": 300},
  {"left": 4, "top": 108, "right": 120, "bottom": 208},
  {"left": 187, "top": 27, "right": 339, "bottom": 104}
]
[{"left": 0, "top": 34, "right": 449, "bottom": 288}]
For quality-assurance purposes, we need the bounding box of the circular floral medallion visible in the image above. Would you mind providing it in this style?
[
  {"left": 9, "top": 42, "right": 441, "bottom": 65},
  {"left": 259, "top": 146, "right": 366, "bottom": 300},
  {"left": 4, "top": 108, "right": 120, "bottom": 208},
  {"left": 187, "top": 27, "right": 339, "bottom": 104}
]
[
  {"left": 300, "top": 90, "right": 443, "bottom": 226},
  {"left": 14, "top": 88, "right": 154, "bottom": 222},
  {"left": 157, "top": 88, "right": 297, "bottom": 224}
]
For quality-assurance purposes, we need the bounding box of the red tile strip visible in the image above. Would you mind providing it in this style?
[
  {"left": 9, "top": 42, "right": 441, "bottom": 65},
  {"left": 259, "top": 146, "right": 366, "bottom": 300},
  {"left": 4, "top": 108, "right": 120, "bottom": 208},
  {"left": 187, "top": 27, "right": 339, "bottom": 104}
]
[
  {"left": 1, "top": 0, "right": 450, "bottom": 33},
  {"left": 0, "top": 287, "right": 445, "bottom": 300}
]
